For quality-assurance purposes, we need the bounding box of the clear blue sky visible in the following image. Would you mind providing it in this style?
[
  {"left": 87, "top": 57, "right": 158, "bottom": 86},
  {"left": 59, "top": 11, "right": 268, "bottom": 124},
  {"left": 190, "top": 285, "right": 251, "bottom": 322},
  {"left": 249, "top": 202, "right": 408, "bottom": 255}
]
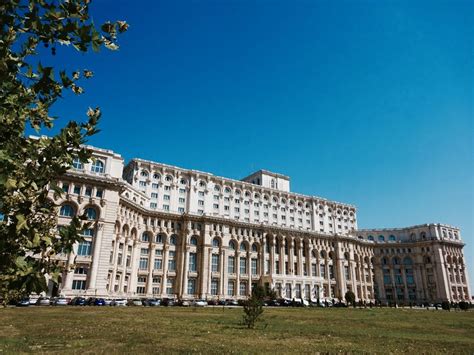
[{"left": 39, "top": 1, "right": 473, "bottom": 288}]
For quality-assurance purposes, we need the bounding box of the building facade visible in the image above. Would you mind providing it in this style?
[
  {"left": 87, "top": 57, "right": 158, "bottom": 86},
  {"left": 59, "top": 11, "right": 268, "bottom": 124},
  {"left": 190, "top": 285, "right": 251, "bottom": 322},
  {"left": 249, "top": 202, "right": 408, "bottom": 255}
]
[{"left": 50, "top": 145, "right": 471, "bottom": 304}]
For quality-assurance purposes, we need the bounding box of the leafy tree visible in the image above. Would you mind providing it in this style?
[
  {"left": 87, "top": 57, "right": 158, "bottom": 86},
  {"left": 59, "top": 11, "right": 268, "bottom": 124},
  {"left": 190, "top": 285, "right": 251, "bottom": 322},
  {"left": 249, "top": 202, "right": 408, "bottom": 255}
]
[
  {"left": 0, "top": 0, "right": 127, "bottom": 305},
  {"left": 344, "top": 290, "right": 356, "bottom": 307},
  {"left": 441, "top": 301, "right": 450, "bottom": 311}
]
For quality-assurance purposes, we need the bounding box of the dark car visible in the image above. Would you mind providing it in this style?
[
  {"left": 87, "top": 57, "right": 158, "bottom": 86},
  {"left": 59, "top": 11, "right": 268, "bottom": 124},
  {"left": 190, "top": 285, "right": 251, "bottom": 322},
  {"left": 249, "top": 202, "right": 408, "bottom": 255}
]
[
  {"left": 16, "top": 298, "right": 30, "bottom": 307},
  {"left": 71, "top": 297, "right": 87, "bottom": 306},
  {"left": 161, "top": 298, "right": 175, "bottom": 307},
  {"left": 277, "top": 299, "right": 291, "bottom": 307},
  {"left": 217, "top": 299, "right": 227, "bottom": 306},
  {"left": 94, "top": 298, "right": 106, "bottom": 306},
  {"left": 143, "top": 298, "right": 161, "bottom": 307},
  {"left": 207, "top": 299, "right": 218, "bottom": 306}
]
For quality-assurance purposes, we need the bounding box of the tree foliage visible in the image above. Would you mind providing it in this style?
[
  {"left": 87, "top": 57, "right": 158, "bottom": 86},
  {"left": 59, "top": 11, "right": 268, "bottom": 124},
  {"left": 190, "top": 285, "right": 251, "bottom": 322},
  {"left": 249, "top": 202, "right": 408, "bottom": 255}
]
[
  {"left": 0, "top": 0, "right": 127, "bottom": 304},
  {"left": 344, "top": 290, "right": 356, "bottom": 307},
  {"left": 242, "top": 285, "right": 265, "bottom": 329}
]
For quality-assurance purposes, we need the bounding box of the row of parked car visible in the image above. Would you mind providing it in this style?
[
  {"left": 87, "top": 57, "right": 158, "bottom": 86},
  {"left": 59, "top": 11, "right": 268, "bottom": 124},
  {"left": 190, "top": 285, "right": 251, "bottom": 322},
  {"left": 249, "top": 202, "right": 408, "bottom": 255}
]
[{"left": 15, "top": 296, "right": 242, "bottom": 307}]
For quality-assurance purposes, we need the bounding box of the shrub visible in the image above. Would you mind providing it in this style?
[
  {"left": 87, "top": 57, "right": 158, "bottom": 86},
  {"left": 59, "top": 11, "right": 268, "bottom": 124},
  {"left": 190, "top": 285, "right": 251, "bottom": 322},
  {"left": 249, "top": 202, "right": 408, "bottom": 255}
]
[{"left": 441, "top": 301, "right": 451, "bottom": 311}]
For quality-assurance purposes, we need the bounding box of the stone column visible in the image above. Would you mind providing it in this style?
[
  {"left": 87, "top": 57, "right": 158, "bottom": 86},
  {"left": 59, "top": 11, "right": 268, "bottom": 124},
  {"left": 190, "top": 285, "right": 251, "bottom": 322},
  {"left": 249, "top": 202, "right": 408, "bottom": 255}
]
[
  {"left": 181, "top": 246, "right": 190, "bottom": 298},
  {"left": 88, "top": 223, "right": 104, "bottom": 291},
  {"left": 160, "top": 245, "right": 169, "bottom": 298},
  {"left": 129, "top": 240, "right": 141, "bottom": 297},
  {"left": 220, "top": 248, "right": 226, "bottom": 297}
]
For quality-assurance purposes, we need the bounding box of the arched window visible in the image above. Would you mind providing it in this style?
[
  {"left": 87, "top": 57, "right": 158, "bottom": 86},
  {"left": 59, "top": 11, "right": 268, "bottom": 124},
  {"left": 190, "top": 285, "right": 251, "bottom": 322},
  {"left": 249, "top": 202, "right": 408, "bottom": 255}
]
[
  {"left": 90, "top": 159, "right": 104, "bottom": 173},
  {"left": 214, "top": 185, "right": 221, "bottom": 192},
  {"left": 367, "top": 235, "right": 374, "bottom": 241},
  {"left": 388, "top": 235, "right": 396, "bottom": 242},
  {"left": 403, "top": 257, "right": 412, "bottom": 265},
  {"left": 357, "top": 236, "right": 364, "bottom": 240},
  {"left": 199, "top": 180, "right": 206, "bottom": 188},
  {"left": 59, "top": 204, "right": 75, "bottom": 217},
  {"left": 180, "top": 178, "right": 187, "bottom": 185},
  {"left": 271, "top": 179, "right": 275, "bottom": 188},
  {"left": 140, "top": 170, "right": 148, "bottom": 177},
  {"left": 392, "top": 257, "right": 400, "bottom": 265},
  {"left": 169, "top": 235, "right": 177, "bottom": 245},
  {"left": 141, "top": 233, "right": 150, "bottom": 242},
  {"left": 224, "top": 187, "right": 231, "bottom": 194},
  {"left": 421, "top": 232, "right": 426, "bottom": 240},
  {"left": 72, "top": 157, "right": 83, "bottom": 170},
  {"left": 410, "top": 233, "right": 416, "bottom": 241},
  {"left": 252, "top": 243, "right": 258, "bottom": 252},
  {"left": 382, "top": 257, "right": 388, "bottom": 265},
  {"left": 212, "top": 238, "right": 220, "bottom": 248},
  {"left": 84, "top": 207, "right": 97, "bottom": 220},
  {"left": 156, "top": 234, "right": 163, "bottom": 243},
  {"left": 153, "top": 173, "right": 161, "bottom": 180},
  {"left": 378, "top": 235, "right": 385, "bottom": 242},
  {"left": 240, "top": 243, "right": 247, "bottom": 252},
  {"left": 229, "top": 240, "right": 236, "bottom": 250},
  {"left": 190, "top": 236, "right": 198, "bottom": 246}
]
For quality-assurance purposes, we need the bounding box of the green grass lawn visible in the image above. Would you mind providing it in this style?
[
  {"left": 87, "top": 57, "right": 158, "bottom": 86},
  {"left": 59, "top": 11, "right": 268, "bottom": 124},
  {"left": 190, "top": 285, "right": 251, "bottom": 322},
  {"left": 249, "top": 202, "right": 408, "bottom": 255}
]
[{"left": 0, "top": 306, "right": 473, "bottom": 353}]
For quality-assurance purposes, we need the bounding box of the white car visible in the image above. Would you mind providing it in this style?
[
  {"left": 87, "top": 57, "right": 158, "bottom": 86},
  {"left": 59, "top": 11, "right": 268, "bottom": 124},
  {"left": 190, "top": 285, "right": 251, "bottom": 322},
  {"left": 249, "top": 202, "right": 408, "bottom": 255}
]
[
  {"left": 113, "top": 299, "right": 127, "bottom": 306},
  {"left": 131, "top": 299, "right": 143, "bottom": 306},
  {"left": 194, "top": 300, "right": 207, "bottom": 307},
  {"left": 103, "top": 299, "right": 113, "bottom": 306},
  {"left": 53, "top": 297, "right": 68, "bottom": 306}
]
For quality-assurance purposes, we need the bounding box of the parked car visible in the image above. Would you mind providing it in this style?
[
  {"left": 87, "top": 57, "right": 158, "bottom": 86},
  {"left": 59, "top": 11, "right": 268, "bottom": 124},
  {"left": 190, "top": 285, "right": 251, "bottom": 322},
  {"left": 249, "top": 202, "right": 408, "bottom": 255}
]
[
  {"left": 112, "top": 299, "right": 128, "bottom": 306},
  {"left": 161, "top": 298, "right": 175, "bottom": 307},
  {"left": 71, "top": 297, "right": 87, "bottom": 306},
  {"left": 103, "top": 299, "right": 113, "bottom": 306},
  {"left": 194, "top": 299, "right": 207, "bottom": 307},
  {"left": 143, "top": 298, "right": 161, "bottom": 307},
  {"left": 218, "top": 299, "right": 227, "bottom": 306},
  {"left": 29, "top": 297, "right": 39, "bottom": 305},
  {"left": 207, "top": 299, "right": 218, "bottom": 306},
  {"left": 53, "top": 297, "right": 68, "bottom": 306},
  {"left": 16, "top": 298, "right": 30, "bottom": 307},
  {"left": 94, "top": 298, "right": 106, "bottom": 306},
  {"left": 129, "top": 299, "right": 144, "bottom": 306},
  {"left": 226, "top": 299, "right": 239, "bottom": 306},
  {"left": 36, "top": 297, "right": 51, "bottom": 306}
]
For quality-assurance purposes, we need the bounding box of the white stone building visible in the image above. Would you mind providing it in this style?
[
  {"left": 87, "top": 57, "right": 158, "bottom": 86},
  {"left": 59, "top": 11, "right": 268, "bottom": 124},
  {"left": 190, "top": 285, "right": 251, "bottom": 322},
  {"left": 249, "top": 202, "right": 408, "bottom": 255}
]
[{"left": 50, "top": 144, "right": 471, "bottom": 304}]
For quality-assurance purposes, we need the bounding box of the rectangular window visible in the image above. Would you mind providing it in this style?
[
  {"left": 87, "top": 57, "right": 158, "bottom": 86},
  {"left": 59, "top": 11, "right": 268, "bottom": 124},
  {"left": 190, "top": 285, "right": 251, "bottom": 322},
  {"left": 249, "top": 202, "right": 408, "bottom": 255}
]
[
  {"left": 72, "top": 280, "right": 86, "bottom": 290},
  {"left": 62, "top": 183, "right": 69, "bottom": 193},
  {"left": 73, "top": 185, "right": 81, "bottom": 195},
  {"left": 295, "top": 284, "right": 301, "bottom": 298},
  {"left": 344, "top": 265, "right": 350, "bottom": 280},
  {"left": 320, "top": 264, "right": 326, "bottom": 278},
  {"left": 178, "top": 207, "right": 185, "bottom": 213},
  {"left": 150, "top": 202, "right": 157, "bottom": 209},
  {"left": 96, "top": 189, "right": 103, "bottom": 198},
  {"left": 213, "top": 204, "right": 219, "bottom": 209},
  {"left": 141, "top": 248, "right": 149, "bottom": 255},
  {"left": 211, "top": 254, "right": 219, "bottom": 272},
  {"left": 154, "top": 258, "right": 162, "bottom": 270},
  {"left": 211, "top": 279, "right": 219, "bottom": 295},
  {"left": 311, "top": 264, "right": 317, "bottom": 276},
  {"left": 139, "top": 257, "right": 148, "bottom": 270},
  {"left": 164, "top": 185, "right": 171, "bottom": 191},
  {"left": 228, "top": 256, "right": 235, "bottom": 273},
  {"left": 285, "top": 283, "right": 292, "bottom": 298},
  {"left": 189, "top": 253, "right": 197, "bottom": 272},
  {"left": 168, "top": 258, "right": 176, "bottom": 271},
  {"left": 77, "top": 241, "right": 92, "bottom": 256},
  {"left": 136, "top": 286, "right": 146, "bottom": 294},
  {"left": 198, "top": 191, "right": 205, "bottom": 197},
  {"left": 187, "top": 278, "right": 196, "bottom": 294},
  {"left": 329, "top": 265, "right": 334, "bottom": 279},
  {"left": 179, "top": 197, "right": 185, "bottom": 203},
  {"left": 151, "top": 193, "right": 158, "bottom": 199},
  {"left": 227, "top": 281, "right": 235, "bottom": 296},
  {"left": 163, "top": 205, "right": 169, "bottom": 211},
  {"left": 251, "top": 258, "right": 258, "bottom": 275},
  {"left": 198, "top": 200, "right": 204, "bottom": 206},
  {"left": 152, "top": 183, "right": 159, "bottom": 189},
  {"left": 240, "top": 282, "right": 247, "bottom": 296},
  {"left": 179, "top": 188, "right": 186, "bottom": 194},
  {"left": 139, "top": 181, "right": 147, "bottom": 187},
  {"left": 163, "top": 195, "right": 170, "bottom": 200},
  {"left": 275, "top": 260, "right": 280, "bottom": 274},
  {"left": 240, "top": 257, "right": 247, "bottom": 274},
  {"left": 85, "top": 186, "right": 92, "bottom": 197},
  {"left": 166, "top": 278, "right": 174, "bottom": 295}
]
